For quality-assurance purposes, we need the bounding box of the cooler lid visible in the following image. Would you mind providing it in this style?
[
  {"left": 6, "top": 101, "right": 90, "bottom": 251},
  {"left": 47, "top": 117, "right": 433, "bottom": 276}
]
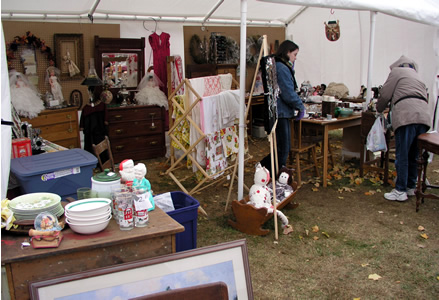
[
  {"left": 93, "top": 169, "right": 121, "bottom": 182},
  {"left": 10, "top": 149, "right": 98, "bottom": 177}
]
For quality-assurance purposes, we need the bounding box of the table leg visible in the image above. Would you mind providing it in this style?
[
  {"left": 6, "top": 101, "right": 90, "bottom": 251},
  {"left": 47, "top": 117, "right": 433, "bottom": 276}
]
[{"left": 323, "top": 126, "right": 329, "bottom": 187}]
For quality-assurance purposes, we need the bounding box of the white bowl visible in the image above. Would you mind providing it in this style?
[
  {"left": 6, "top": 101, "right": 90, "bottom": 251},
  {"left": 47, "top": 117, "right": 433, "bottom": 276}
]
[
  {"left": 66, "top": 214, "right": 112, "bottom": 235},
  {"left": 66, "top": 211, "right": 111, "bottom": 225},
  {"left": 65, "top": 198, "right": 111, "bottom": 216},
  {"left": 65, "top": 206, "right": 111, "bottom": 220}
]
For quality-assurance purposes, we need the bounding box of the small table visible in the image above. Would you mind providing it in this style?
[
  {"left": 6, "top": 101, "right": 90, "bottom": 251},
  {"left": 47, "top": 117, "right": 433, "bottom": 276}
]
[
  {"left": 1, "top": 207, "right": 184, "bottom": 300},
  {"left": 299, "top": 114, "right": 362, "bottom": 187},
  {"left": 416, "top": 132, "right": 439, "bottom": 212}
]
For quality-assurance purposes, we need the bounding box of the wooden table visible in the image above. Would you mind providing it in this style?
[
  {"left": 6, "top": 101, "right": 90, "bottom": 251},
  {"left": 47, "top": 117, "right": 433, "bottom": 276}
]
[
  {"left": 1, "top": 207, "right": 184, "bottom": 300},
  {"left": 299, "top": 114, "right": 362, "bottom": 187}
]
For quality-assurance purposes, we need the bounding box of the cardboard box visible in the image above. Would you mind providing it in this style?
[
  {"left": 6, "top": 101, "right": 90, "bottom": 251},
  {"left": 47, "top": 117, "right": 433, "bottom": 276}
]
[{"left": 12, "top": 138, "right": 32, "bottom": 159}]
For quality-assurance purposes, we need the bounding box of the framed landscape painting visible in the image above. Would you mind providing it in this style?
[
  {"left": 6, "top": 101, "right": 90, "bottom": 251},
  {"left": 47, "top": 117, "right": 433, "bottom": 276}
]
[{"left": 29, "top": 239, "right": 253, "bottom": 300}]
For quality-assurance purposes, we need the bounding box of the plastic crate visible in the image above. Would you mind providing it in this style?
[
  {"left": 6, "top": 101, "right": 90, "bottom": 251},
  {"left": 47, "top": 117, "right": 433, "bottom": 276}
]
[
  {"left": 166, "top": 192, "right": 200, "bottom": 252},
  {"left": 10, "top": 149, "right": 97, "bottom": 201}
]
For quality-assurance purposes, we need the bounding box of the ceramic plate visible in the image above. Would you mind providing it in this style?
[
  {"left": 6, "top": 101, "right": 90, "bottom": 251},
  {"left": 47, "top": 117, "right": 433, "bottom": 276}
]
[{"left": 9, "top": 193, "right": 61, "bottom": 211}]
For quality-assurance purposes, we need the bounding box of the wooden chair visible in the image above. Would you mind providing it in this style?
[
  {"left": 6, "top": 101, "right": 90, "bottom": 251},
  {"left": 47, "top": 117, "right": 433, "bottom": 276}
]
[
  {"left": 92, "top": 136, "right": 116, "bottom": 172},
  {"left": 288, "top": 120, "right": 320, "bottom": 185},
  {"left": 415, "top": 132, "right": 439, "bottom": 212},
  {"left": 228, "top": 181, "right": 299, "bottom": 236},
  {"left": 359, "top": 112, "right": 394, "bottom": 184}
]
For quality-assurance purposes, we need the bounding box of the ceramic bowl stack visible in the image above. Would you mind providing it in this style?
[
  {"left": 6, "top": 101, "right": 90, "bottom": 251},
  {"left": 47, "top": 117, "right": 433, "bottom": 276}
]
[
  {"left": 64, "top": 198, "right": 112, "bottom": 234},
  {"left": 9, "top": 193, "right": 64, "bottom": 221}
]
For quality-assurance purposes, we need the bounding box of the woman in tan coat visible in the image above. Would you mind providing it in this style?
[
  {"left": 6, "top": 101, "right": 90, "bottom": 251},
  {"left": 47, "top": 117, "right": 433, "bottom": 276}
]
[{"left": 376, "top": 55, "right": 432, "bottom": 201}]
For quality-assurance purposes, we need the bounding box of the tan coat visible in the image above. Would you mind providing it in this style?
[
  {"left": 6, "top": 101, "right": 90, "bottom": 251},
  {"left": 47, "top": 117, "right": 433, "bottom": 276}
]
[{"left": 376, "top": 55, "right": 431, "bottom": 131}]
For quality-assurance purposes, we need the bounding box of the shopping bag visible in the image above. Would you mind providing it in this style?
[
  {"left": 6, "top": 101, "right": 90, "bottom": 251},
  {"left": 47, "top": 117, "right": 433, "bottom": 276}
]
[{"left": 366, "top": 115, "right": 388, "bottom": 152}]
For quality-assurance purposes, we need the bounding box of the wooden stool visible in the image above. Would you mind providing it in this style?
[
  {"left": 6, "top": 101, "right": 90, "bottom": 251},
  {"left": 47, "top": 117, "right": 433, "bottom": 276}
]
[{"left": 416, "top": 132, "right": 439, "bottom": 212}]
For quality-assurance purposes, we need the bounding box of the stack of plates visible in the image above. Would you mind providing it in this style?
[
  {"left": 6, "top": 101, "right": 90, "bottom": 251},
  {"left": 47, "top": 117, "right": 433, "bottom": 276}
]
[{"left": 9, "top": 193, "right": 64, "bottom": 221}]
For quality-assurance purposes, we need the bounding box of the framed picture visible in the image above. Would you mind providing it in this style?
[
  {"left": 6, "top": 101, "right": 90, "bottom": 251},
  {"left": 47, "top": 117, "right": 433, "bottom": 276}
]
[
  {"left": 69, "top": 89, "right": 83, "bottom": 109},
  {"left": 54, "top": 34, "right": 84, "bottom": 80},
  {"left": 29, "top": 239, "right": 253, "bottom": 300}
]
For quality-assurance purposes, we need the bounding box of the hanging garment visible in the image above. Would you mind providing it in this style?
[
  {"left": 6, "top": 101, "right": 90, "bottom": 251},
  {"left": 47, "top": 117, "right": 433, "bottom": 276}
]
[
  {"left": 171, "top": 55, "right": 184, "bottom": 95},
  {"left": 205, "top": 130, "right": 228, "bottom": 179},
  {"left": 171, "top": 95, "right": 190, "bottom": 150},
  {"left": 220, "top": 125, "right": 239, "bottom": 157},
  {"left": 148, "top": 32, "right": 170, "bottom": 97},
  {"left": 79, "top": 101, "right": 108, "bottom": 155},
  {"left": 260, "top": 56, "right": 279, "bottom": 134}
]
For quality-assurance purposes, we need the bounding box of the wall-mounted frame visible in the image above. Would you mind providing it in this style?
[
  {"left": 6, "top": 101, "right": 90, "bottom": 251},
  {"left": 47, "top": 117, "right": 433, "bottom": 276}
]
[
  {"left": 54, "top": 34, "right": 84, "bottom": 80},
  {"left": 29, "top": 239, "right": 253, "bottom": 300},
  {"left": 69, "top": 89, "right": 83, "bottom": 110}
]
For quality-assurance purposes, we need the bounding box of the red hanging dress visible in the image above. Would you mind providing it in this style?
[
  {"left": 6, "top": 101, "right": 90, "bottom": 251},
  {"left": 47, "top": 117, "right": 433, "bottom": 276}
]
[{"left": 148, "top": 32, "right": 170, "bottom": 97}]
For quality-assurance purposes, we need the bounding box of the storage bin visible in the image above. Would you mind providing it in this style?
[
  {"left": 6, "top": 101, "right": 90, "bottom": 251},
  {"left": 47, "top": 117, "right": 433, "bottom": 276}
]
[
  {"left": 166, "top": 191, "right": 200, "bottom": 252},
  {"left": 10, "top": 149, "right": 97, "bottom": 201}
]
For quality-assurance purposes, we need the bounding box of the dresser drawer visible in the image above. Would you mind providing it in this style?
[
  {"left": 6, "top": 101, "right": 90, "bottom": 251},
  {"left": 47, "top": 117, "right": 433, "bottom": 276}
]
[
  {"left": 108, "top": 120, "right": 163, "bottom": 138},
  {"left": 22, "top": 109, "right": 77, "bottom": 127},
  {"left": 108, "top": 106, "right": 163, "bottom": 123},
  {"left": 38, "top": 122, "right": 77, "bottom": 141},
  {"left": 51, "top": 138, "right": 79, "bottom": 149},
  {"left": 111, "top": 134, "right": 164, "bottom": 153}
]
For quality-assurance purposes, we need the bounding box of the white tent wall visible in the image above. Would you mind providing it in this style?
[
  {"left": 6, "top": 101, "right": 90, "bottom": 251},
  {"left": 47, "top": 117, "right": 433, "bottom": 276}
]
[{"left": 286, "top": 8, "right": 437, "bottom": 103}]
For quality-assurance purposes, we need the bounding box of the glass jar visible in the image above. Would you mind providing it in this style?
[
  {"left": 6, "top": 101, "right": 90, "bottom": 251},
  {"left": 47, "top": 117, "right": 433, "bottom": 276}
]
[
  {"left": 133, "top": 187, "right": 151, "bottom": 227},
  {"left": 117, "top": 191, "right": 134, "bottom": 230}
]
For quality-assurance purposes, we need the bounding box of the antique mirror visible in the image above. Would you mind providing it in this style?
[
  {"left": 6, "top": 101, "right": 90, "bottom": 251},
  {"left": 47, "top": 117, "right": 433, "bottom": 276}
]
[{"left": 94, "top": 36, "right": 145, "bottom": 100}]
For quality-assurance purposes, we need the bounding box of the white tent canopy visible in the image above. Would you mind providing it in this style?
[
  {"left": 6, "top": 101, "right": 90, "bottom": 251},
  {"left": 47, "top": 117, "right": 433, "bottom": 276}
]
[{"left": 1, "top": 0, "right": 438, "bottom": 200}]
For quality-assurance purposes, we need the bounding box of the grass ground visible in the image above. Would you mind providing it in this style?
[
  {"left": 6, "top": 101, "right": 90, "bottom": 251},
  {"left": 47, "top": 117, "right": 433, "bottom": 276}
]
[{"left": 144, "top": 130, "right": 439, "bottom": 299}]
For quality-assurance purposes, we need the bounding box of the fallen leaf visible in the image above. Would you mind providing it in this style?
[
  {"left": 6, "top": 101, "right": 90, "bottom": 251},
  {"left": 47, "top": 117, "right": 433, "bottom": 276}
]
[
  {"left": 368, "top": 274, "right": 382, "bottom": 280},
  {"left": 353, "top": 298, "right": 361, "bottom": 300},
  {"left": 322, "top": 231, "right": 330, "bottom": 238},
  {"left": 420, "top": 233, "right": 429, "bottom": 239},
  {"left": 433, "top": 169, "right": 439, "bottom": 173},
  {"left": 312, "top": 225, "right": 319, "bottom": 232},
  {"left": 312, "top": 187, "right": 319, "bottom": 192},
  {"left": 361, "top": 263, "right": 369, "bottom": 267},
  {"left": 400, "top": 221, "right": 404, "bottom": 225},
  {"left": 338, "top": 196, "right": 344, "bottom": 199},
  {"left": 417, "top": 244, "right": 426, "bottom": 248},
  {"left": 273, "top": 241, "right": 279, "bottom": 245},
  {"left": 305, "top": 229, "right": 309, "bottom": 236},
  {"left": 313, "top": 236, "right": 319, "bottom": 240},
  {"left": 418, "top": 225, "right": 425, "bottom": 231},
  {"left": 314, "top": 182, "right": 320, "bottom": 187},
  {"left": 378, "top": 211, "right": 384, "bottom": 214},
  {"left": 354, "top": 178, "right": 363, "bottom": 185}
]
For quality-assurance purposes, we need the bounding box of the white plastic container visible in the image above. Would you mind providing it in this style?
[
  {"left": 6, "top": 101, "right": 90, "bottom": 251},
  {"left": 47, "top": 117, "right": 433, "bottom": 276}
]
[{"left": 91, "top": 169, "right": 121, "bottom": 200}]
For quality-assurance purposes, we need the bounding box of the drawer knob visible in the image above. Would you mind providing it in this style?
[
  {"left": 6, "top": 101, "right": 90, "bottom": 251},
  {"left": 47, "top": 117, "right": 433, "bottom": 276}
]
[
  {"left": 149, "top": 141, "right": 158, "bottom": 146},
  {"left": 114, "top": 115, "right": 122, "bottom": 120},
  {"left": 66, "top": 114, "right": 72, "bottom": 119},
  {"left": 67, "top": 128, "right": 73, "bottom": 133},
  {"left": 115, "top": 129, "right": 124, "bottom": 134},
  {"left": 149, "top": 112, "right": 156, "bottom": 117},
  {"left": 115, "top": 145, "right": 124, "bottom": 150}
]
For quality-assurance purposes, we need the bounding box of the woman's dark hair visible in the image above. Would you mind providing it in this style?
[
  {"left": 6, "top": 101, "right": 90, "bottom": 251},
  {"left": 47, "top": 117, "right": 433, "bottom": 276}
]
[{"left": 275, "top": 40, "right": 299, "bottom": 62}]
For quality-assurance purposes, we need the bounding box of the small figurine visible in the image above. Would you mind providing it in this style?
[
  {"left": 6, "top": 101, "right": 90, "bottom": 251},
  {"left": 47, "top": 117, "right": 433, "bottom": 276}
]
[
  {"left": 249, "top": 163, "right": 293, "bottom": 235},
  {"left": 29, "top": 212, "right": 63, "bottom": 248},
  {"left": 133, "top": 163, "right": 155, "bottom": 211},
  {"left": 119, "top": 159, "right": 135, "bottom": 183},
  {"left": 63, "top": 49, "right": 81, "bottom": 77},
  {"left": 46, "top": 66, "right": 64, "bottom": 103}
]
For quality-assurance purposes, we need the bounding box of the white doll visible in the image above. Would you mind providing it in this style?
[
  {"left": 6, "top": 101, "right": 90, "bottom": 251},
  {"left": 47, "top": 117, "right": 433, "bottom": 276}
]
[
  {"left": 9, "top": 70, "right": 45, "bottom": 119},
  {"left": 46, "top": 66, "right": 64, "bottom": 103},
  {"left": 134, "top": 72, "right": 168, "bottom": 109},
  {"left": 249, "top": 163, "right": 293, "bottom": 235}
]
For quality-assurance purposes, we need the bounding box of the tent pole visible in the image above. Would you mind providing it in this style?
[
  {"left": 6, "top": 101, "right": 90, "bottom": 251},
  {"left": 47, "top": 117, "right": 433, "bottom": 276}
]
[
  {"left": 365, "top": 11, "right": 377, "bottom": 109},
  {"left": 238, "top": 0, "right": 248, "bottom": 201}
]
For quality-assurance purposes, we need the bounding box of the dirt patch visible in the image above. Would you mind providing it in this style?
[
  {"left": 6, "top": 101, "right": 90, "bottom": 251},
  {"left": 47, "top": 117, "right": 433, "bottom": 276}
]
[{"left": 141, "top": 130, "right": 439, "bottom": 299}]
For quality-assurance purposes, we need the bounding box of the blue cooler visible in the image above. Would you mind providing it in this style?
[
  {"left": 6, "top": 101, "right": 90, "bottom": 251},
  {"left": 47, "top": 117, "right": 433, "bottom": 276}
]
[
  {"left": 10, "top": 149, "right": 97, "bottom": 201},
  {"left": 166, "top": 192, "right": 200, "bottom": 252}
]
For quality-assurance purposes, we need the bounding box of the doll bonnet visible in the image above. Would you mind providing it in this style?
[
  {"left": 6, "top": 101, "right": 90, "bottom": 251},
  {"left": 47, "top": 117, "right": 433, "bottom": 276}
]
[{"left": 254, "top": 163, "right": 270, "bottom": 186}]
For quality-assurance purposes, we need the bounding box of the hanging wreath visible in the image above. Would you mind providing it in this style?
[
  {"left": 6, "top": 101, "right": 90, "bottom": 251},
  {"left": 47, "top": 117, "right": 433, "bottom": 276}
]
[
  {"left": 6, "top": 31, "right": 54, "bottom": 69},
  {"left": 189, "top": 34, "right": 208, "bottom": 64},
  {"left": 246, "top": 35, "right": 263, "bottom": 66}
]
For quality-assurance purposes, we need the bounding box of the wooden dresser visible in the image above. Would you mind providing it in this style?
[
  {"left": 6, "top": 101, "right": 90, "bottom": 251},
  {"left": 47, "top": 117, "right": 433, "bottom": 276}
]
[
  {"left": 21, "top": 107, "right": 80, "bottom": 149},
  {"left": 107, "top": 105, "right": 166, "bottom": 163}
]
